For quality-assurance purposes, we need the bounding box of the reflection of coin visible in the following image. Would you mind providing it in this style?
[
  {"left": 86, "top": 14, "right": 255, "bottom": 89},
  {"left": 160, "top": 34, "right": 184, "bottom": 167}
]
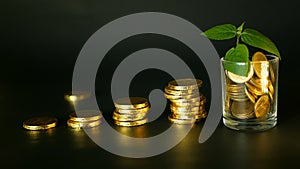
[
  {"left": 64, "top": 91, "right": 91, "bottom": 102},
  {"left": 226, "top": 64, "right": 254, "bottom": 83},
  {"left": 231, "top": 101, "right": 254, "bottom": 119},
  {"left": 114, "top": 97, "right": 149, "bottom": 109},
  {"left": 168, "top": 115, "right": 196, "bottom": 124},
  {"left": 252, "top": 52, "right": 269, "bottom": 78},
  {"left": 23, "top": 117, "right": 58, "bottom": 130},
  {"left": 254, "top": 95, "right": 270, "bottom": 118},
  {"left": 114, "top": 118, "right": 147, "bottom": 127},
  {"left": 168, "top": 78, "right": 202, "bottom": 90}
]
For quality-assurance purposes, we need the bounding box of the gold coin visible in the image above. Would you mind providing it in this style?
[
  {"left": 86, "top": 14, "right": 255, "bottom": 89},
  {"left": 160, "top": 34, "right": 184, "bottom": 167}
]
[
  {"left": 171, "top": 113, "right": 206, "bottom": 120},
  {"left": 269, "top": 63, "right": 275, "bottom": 84},
  {"left": 115, "top": 106, "right": 150, "bottom": 114},
  {"left": 254, "top": 95, "right": 270, "bottom": 118},
  {"left": 114, "top": 97, "right": 149, "bottom": 109},
  {"left": 171, "top": 101, "right": 201, "bottom": 107},
  {"left": 164, "top": 87, "right": 199, "bottom": 96},
  {"left": 112, "top": 111, "right": 147, "bottom": 121},
  {"left": 225, "top": 95, "right": 232, "bottom": 111},
  {"left": 69, "top": 110, "right": 102, "bottom": 122},
  {"left": 231, "top": 100, "right": 254, "bottom": 119},
  {"left": 170, "top": 105, "right": 205, "bottom": 112},
  {"left": 226, "top": 64, "right": 254, "bottom": 83},
  {"left": 245, "top": 81, "right": 266, "bottom": 96},
  {"left": 23, "top": 117, "right": 58, "bottom": 130},
  {"left": 252, "top": 52, "right": 269, "bottom": 78},
  {"left": 164, "top": 92, "right": 199, "bottom": 100},
  {"left": 245, "top": 88, "right": 256, "bottom": 103},
  {"left": 268, "top": 82, "right": 274, "bottom": 96},
  {"left": 64, "top": 91, "right": 91, "bottom": 102},
  {"left": 67, "top": 119, "right": 101, "bottom": 129},
  {"left": 167, "top": 78, "right": 203, "bottom": 90},
  {"left": 170, "top": 97, "right": 201, "bottom": 104},
  {"left": 114, "top": 118, "right": 147, "bottom": 127}
]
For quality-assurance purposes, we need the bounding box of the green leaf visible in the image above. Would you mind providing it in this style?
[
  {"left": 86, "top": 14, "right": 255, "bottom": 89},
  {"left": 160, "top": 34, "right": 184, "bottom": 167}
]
[
  {"left": 224, "top": 44, "right": 249, "bottom": 77},
  {"left": 237, "top": 22, "right": 245, "bottom": 33},
  {"left": 241, "top": 28, "right": 281, "bottom": 59},
  {"left": 202, "top": 24, "right": 237, "bottom": 40}
]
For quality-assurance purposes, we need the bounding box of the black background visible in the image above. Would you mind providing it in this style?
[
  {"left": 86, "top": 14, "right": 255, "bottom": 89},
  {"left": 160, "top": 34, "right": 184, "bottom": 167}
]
[{"left": 1, "top": 0, "right": 300, "bottom": 169}]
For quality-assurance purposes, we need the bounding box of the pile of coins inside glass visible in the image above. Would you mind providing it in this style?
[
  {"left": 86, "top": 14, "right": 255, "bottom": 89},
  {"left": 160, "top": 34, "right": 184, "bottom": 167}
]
[
  {"left": 225, "top": 52, "right": 275, "bottom": 119},
  {"left": 67, "top": 110, "right": 102, "bottom": 129},
  {"left": 164, "top": 78, "right": 207, "bottom": 124},
  {"left": 112, "top": 97, "right": 150, "bottom": 127}
]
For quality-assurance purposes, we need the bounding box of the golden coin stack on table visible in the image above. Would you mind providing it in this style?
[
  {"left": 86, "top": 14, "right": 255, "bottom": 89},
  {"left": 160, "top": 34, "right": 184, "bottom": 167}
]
[
  {"left": 164, "top": 78, "right": 207, "bottom": 124},
  {"left": 112, "top": 97, "right": 149, "bottom": 127},
  {"left": 225, "top": 52, "right": 275, "bottom": 119},
  {"left": 67, "top": 110, "right": 102, "bottom": 129}
]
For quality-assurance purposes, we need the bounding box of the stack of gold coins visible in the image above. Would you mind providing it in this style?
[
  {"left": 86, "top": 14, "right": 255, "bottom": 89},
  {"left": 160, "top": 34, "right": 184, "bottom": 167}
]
[
  {"left": 164, "top": 78, "right": 207, "bottom": 124},
  {"left": 225, "top": 52, "right": 274, "bottom": 119},
  {"left": 245, "top": 52, "right": 274, "bottom": 118},
  {"left": 67, "top": 110, "right": 102, "bottom": 129},
  {"left": 23, "top": 117, "right": 58, "bottom": 130},
  {"left": 113, "top": 97, "right": 149, "bottom": 127}
]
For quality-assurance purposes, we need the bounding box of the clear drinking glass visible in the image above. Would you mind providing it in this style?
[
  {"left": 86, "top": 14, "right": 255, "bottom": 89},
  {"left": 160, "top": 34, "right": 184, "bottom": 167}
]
[{"left": 221, "top": 55, "right": 279, "bottom": 131}]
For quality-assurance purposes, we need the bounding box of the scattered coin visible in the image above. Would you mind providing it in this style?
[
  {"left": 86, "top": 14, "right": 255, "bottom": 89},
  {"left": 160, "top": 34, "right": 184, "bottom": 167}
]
[{"left": 23, "top": 117, "right": 58, "bottom": 130}]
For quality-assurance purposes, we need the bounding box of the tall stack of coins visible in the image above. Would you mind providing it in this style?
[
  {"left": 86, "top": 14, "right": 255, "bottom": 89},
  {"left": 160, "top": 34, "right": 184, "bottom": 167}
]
[
  {"left": 164, "top": 78, "right": 207, "bottom": 124},
  {"left": 113, "top": 97, "right": 149, "bottom": 127},
  {"left": 225, "top": 52, "right": 275, "bottom": 119},
  {"left": 67, "top": 110, "right": 102, "bottom": 129}
]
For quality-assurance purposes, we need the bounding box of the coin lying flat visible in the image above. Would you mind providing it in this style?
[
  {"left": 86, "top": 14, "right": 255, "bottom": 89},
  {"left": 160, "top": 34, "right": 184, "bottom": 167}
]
[
  {"left": 114, "top": 97, "right": 149, "bottom": 109},
  {"left": 67, "top": 119, "right": 101, "bottom": 129},
  {"left": 167, "top": 78, "right": 203, "bottom": 90},
  {"left": 69, "top": 110, "right": 102, "bottom": 122},
  {"left": 23, "top": 117, "right": 58, "bottom": 130},
  {"left": 254, "top": 95, "right": 270, "bottom": 118},
  {"left": 115, "top": 106, "right": 150, "bottom": 114},
  {"left": 226, "top": 64, "right": 254, "bottom": 83},
  {"left": 112, "top": 111, "right": 147, "bottom": 121}
]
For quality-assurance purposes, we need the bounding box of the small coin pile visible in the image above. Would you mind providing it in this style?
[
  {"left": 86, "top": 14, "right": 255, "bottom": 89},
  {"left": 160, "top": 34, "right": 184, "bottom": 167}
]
[
  {"left": 112, "top": 97, "right": 149, "bottom": 127},
  {"left": 164, "top": 78, "right": 207, "bottom": 124},
  {"left": 23, "top": 117, "right": 58, "bottom": 130},
  {"left": 67, "top": 110, "right": 102, "bottom": 129},
  {"left": 225, "top": 52, "right": 275, "bottom": 119}
]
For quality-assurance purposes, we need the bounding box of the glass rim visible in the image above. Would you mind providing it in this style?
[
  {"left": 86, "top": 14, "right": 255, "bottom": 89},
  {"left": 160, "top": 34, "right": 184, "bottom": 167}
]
[{"left": 221, "top": 54, "right": 279, "bottom": 64}]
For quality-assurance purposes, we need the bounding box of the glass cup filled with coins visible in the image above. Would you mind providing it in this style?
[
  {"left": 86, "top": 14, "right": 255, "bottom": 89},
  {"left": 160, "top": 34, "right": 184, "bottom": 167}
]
[{"left": 221, "top": 52, "right": 279, "bottom": 131}]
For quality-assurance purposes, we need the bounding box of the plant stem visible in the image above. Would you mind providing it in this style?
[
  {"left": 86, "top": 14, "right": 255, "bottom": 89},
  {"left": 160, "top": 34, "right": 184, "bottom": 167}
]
[{"left": 236, "top": 34, "right": 241, "bottom": 46}]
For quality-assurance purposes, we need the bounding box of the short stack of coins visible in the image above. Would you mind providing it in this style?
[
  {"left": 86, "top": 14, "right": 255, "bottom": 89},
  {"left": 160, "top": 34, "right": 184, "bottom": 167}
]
[
  {"left": 164, "top": 78, "right": 207, "bottom": 124},
  {"left": 67, "top": 110, "right": 102, "bottom": 129},
  {"left": 113, "top": 97, "right": 149, "bottom": 127},
  {"left": 225, "top": 52, "right": 275, "bottom": 119}
]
